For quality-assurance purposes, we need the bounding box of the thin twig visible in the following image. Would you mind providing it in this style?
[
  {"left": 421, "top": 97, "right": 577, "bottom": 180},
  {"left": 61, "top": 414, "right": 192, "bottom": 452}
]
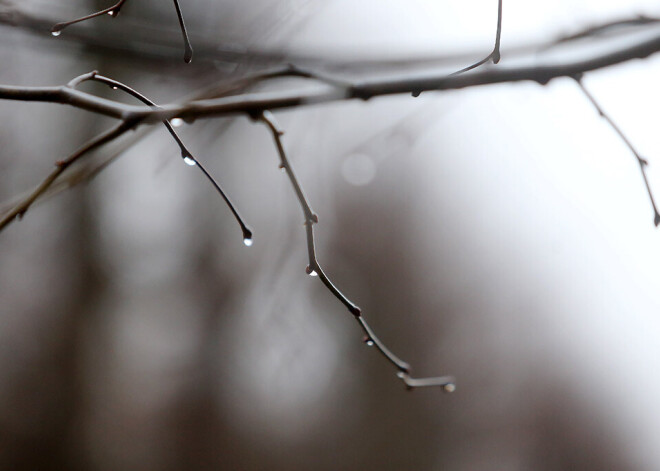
[
  {"left": 450, "top": 0, "right": 503, "bottom": 75},
  {"left": 51, "top": 0, "right": 128, "bottom": 35},
  {"left": 51, "top": 0, "right": 193, "bottom": 63},
  {"left": 0, "top": 120, "right": 134, "bottom": 231},
  {"left": 258, "top": 110, "right": 455, "bottom": 391},
  {"left": 70, "top": 71, "right": 253, "bottom": 242},
  {"left": 573, "top": 76, "right": 660, "bottom": 226},
  {"left": 172, "top": 0, "right": 193, "bottom": 63}
]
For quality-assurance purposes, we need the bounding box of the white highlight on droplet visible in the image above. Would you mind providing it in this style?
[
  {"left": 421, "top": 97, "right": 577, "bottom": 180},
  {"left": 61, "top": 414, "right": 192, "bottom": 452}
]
[
  {"left": 341, "top": 153, "right": 376, "bottom": 186},
  {"left": 51, "top": 31, "right": 61, "bottom": 37},
  {"left": 306, "top": 266, "right": 318, "bottom": 277},
  {"left": 108, "top": 11, "right": 115, "bottom": 16},
  {"left": 170, "top": 118, "right": 184, "bottom": 128},
  {"left": 243, "top": 237, "right": 253, "bottom": 247},
  {"left": 183, "top": 156, "right": 196, "bottom": 166},
  {"left": 443, "top": 383, "right": 456, "bottom": 393}
]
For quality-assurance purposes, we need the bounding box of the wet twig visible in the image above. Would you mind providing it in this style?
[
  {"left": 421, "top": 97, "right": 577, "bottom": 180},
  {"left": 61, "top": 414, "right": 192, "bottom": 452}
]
[{"left": 257, "top": 111, "right": 455, "bottom": 390}]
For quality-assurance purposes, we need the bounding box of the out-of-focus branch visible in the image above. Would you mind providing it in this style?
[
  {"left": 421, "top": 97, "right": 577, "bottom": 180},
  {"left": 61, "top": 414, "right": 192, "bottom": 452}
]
[
  {"left": 0, "top": 120, "right": 134, "bottom": 232},
  {"left": 551, "top": 15, "right": 660, "bottom": 47},
  {"left": 258, "top": 111, "right": 455, "bottom": 391},
  {"left": 573, "top": 75, "right": 660, "bottom": 226}
]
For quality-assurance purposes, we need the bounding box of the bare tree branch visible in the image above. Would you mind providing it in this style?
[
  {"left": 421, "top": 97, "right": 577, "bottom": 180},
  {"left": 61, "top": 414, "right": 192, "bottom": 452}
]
[
  {"left": 258, "top": 111, "right": 455, "bottom": 390},
  {"left": 71, "top": 71, "right": 252, "bottom": 242},
  {"left": 2, "top": 30, "right": 658, "bottom": 124},
  {"left": 573, "top": 75, "right": 660, "bottom": 226}
]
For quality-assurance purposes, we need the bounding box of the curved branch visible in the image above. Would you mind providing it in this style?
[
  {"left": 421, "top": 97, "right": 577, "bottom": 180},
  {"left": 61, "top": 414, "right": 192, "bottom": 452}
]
[
  {"left": 258, "top": 111, "right": 454, "bottom": 390},
  {"left": 71, "top": 71, "right": 253, "bottom": 243}
]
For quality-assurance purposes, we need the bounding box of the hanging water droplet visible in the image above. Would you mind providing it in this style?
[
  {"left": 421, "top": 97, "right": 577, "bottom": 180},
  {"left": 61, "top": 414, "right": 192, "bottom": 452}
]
[
  {"left": 111, "top": 86, "right": 118, "bottom": 90},
  {"left": 305, "top": 265, "right": 318, "bottom": 277},
  {"left": 243, "top": 237, "right": 253, "bottom": 247},
  {"left": 443, "top": 383, "right": 456, "bottom": 393},
  {"left": 170, "top": 118, "right": 184, "bottom": 128},
  {"left": 108, "top": 11, "right": 115, "bottom": 16},
  {"left": 363, "top": 337, "right": 374, "bottom": 347},
  {"left": 183, "top": 156, "right": 196, "bottom": 166},
  {"left": 51, "top": 30, "right": 61, "bottom": 37}
]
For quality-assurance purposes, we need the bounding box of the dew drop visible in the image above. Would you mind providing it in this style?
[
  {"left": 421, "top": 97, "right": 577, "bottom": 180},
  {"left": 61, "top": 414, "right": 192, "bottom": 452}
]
[
  {"left": 183, "top": 156, "right": 196, "bottom": 166},
  {"left": 443, "top": 383, "right": 456, "bottom": 393},
  {"left": 305, "top": 265, "right": 318, "bottom": 277},
  {"left": 243, "top": 237, "right": 253, "bottom": 247},
  {"left": 51, "top": 30, "right": 61, "bottom": 37},
  {"left": 111, "top": 86, "right": 118, "bottom": 90},
  {"left": 363, "top": 337, "right": 374, "bottom": 347},
  {"left": 170, "top": 118, "right": 184, "bottom": 128},
  {"left": 108, "top": 11, "right": 115, "bottom": 16}
]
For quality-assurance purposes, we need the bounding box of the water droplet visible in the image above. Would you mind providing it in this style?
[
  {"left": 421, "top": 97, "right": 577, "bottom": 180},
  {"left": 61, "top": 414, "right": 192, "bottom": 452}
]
[
  {"left": 183, "top": 156, "right": 196, "bottom": 166},
  {"left": 443, "top": 383, "right": 456, "bottom": 393},
  {"left": 51, "top": 30, "right": 61, "bottom": 37},
  {"left": 363, "top": 337, "right": 374, "bottom": 347},
  {"left": 305, "top": 265, "right": 318, "bottom": 277},
  {"left": 111, "top": 86, "right": 118, "bottom": 90},
  {"left": 243, "top": 237, "right": 253, "bottom": 247},
  {"left": 170, "top": 118, "right": 184, "bottom": 128},
  {"left": 108, "top": 11, "right": 115, "bottom": 16},
  {"left": 278, "top": 163, "right": 286, "bottom": 172}
]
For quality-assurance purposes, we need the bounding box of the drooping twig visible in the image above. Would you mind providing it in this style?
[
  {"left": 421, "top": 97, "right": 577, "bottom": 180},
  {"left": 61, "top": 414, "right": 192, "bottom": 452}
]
[
  {"left": 573, "top": 75, "right": 660, "bottom": 226},
  {"left": 51, "top": 0, "right": 193, "bottom": 63},
  {"left": 258, "top": 110, "right": 455, "bottom": 391},
  {"left": 69, "top": 71, "right": 252, "bottom": 243},
  {"left": 450, "top": 0, "right": 503, "bottom": 75},
  {"left": 0, "top": 120, "right": 134, "bottom": 231},
  {"left": 172, "top": 0, "right": 193, "bottom": 63}
]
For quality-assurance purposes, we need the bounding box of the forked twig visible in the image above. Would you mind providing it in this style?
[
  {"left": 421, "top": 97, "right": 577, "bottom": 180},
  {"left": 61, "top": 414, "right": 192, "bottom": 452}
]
[
  {"left": 70, "top": 71, "right": 252, "bottom": 242},
  {"left": 573, "top": 75, "right": 660, "bottom": 226},
  {"left": 258, "top": 110, "right": 455, "bottom": 391},
  {"left": 51, "top": 0, "right": 193, "bottom": 63}
]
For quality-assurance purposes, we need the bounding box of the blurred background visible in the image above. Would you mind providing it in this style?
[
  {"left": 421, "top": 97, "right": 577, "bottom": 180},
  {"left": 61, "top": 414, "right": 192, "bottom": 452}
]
[{"left": 1, "top": 0, "right": 660, "bottom": 469}]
